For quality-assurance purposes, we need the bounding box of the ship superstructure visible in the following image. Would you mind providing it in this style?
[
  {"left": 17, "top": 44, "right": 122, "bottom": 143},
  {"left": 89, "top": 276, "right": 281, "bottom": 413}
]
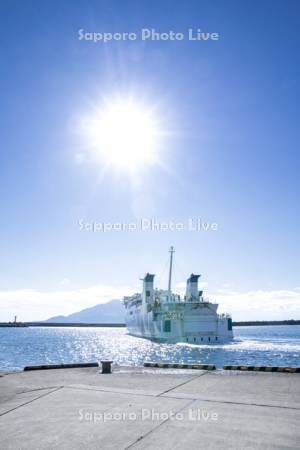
[{"left": 124, "top": 247, "right": 233, "bottom": 343}]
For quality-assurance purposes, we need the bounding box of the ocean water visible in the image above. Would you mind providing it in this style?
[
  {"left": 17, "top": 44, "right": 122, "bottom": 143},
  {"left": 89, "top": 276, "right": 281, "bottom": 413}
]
[{"left": 0, "top": 325, "right": 299, "bottom": 371}]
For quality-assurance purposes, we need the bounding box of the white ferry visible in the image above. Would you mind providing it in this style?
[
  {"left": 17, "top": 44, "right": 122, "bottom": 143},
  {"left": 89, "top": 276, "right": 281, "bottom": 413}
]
[{"left": 124, "top": 247, "right": 233, "bottom": 344}]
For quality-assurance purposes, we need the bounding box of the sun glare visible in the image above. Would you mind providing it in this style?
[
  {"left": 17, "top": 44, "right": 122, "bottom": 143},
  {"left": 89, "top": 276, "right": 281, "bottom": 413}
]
[{"left": 82, "top": 100, "right": 160, "bottom": 171}]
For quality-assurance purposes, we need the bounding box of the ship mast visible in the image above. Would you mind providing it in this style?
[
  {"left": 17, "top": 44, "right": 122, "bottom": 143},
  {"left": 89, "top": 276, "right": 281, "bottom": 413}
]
[{"left": 168, "top": 246, "right": 175, "bottom": 295}]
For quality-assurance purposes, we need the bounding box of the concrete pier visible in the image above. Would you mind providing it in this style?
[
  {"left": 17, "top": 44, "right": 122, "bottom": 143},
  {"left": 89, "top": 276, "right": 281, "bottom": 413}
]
[{"left": 0, "top": 366, "right": 299, "bottom": 449}]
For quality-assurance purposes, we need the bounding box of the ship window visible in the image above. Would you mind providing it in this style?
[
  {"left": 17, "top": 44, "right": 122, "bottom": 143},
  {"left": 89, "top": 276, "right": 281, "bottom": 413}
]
[
  {"left": 215, "top": 337, "right": 218, "bottom": 341},
  {"left": 208, "top": 337, "right": 210, "bottom": 342},
  {"left": 201, "top": 337, "right": 203, "bottom": 342},
  {"left": 194, "top": 337, "right": 196, "bottom": 342},
  {"left": 146, "top": 290, "right": 151, "bottom": 297},
  {"left": 186, "top": 337, "right": 188, "bottom": 342},
  {"left": 163, "top": 320, "right": 171, "bottom": 332}
]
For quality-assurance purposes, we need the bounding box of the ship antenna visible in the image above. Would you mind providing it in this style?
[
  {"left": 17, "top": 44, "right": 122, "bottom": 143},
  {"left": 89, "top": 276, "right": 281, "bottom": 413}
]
[{"left": 168, "top": 246, "right": 175, "bottom": 295}]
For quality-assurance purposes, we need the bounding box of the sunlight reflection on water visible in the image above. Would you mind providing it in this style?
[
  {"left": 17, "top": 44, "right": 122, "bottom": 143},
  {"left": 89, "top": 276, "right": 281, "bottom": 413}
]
[{"left": 0, "top": 325, "right": 299, "bottom": 371}]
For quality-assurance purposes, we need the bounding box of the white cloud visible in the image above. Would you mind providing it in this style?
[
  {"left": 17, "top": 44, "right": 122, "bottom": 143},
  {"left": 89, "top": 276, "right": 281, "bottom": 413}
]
[
  {"left": 212, "top": 288, "right": 300, "bottom": 321},
  {"left": 59, "top": 278, "right": 72, "bottom": 287},
  {"left": 0, "top": 283, "right": 299, "bottom": 322},
  {"left": 0, "top": 284, "right": 135, "bottom": 322}
]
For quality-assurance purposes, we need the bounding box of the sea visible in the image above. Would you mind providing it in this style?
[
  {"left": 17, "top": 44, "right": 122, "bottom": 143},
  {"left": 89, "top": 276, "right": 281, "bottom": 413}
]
[{"left": 0, "top": 325, "right": 299, "bottom": 371}]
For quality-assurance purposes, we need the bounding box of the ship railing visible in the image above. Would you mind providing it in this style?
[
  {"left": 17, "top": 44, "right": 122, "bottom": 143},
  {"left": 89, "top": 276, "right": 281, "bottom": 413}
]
[
  {"left": 123, "top": 294, "right": 142, "bottom": 308},
  {"left": 218, "top": 313, "right": 231, "bottom": 319}
]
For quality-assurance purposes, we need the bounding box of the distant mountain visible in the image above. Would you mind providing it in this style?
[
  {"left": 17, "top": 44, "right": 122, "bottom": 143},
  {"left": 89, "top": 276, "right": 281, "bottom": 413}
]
[{"left": 45, "top": 299, "right": 125, "bottom": 323}]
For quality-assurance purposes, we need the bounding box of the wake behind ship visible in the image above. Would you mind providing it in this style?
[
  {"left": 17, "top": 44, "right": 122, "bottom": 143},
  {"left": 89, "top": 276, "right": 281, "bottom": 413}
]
[{"left": 124, "top": 247, "right": 233, "bottom": 344}]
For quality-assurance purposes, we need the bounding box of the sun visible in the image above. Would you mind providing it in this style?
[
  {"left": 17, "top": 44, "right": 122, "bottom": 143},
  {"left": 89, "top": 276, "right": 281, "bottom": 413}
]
[{"left": 82, "top": 99, "right": 160, "bottom": 171}]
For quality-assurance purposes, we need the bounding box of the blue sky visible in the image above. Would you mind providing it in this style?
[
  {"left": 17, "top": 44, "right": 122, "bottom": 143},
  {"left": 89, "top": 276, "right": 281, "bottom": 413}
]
[{"left": 0, "top": 0, "right": 299, "bottom": 320}]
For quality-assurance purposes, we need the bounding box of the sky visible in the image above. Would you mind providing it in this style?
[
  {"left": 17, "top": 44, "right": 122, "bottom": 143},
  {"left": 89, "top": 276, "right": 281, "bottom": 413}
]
[{"left": 0, "top": 0, "right": 299, "bottom": 321}]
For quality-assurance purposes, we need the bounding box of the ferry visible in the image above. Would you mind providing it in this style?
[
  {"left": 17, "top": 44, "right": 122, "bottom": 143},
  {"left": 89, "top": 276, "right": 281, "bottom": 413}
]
[{"left": 124, "top": 247, "right": 233, "bottom": 344}]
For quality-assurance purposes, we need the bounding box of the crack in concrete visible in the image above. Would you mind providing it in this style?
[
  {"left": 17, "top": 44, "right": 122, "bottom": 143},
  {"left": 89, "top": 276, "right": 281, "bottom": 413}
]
[
  {"left": 0, "top": 386, "right": 63, "bottom": 417},
  {"left": 63, "top": 382, "right": 300, "bottom": 411},
  {"left": 162, "top": 395, "right": 300, "bottom": 411},
  {"left": 64, "top": 385, "right": 160, "bottom": 398},
  {"left": 157, "top": 372, "right": 208, "bottom": 397},
  {"left": 17, "top": 386, "right": 62, "bottom": 394},
  {"left": 123, "top": 398, "right": 196, "bottom": 450}
]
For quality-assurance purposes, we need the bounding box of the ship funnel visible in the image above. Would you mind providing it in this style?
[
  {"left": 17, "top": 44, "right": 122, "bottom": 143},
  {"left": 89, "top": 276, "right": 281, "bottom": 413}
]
[
  {"left": 143, "top": 273, "right": 155, "bottom": 303},
  {"left": 185, "top": 274, "right": 200, "bottom": 301}
]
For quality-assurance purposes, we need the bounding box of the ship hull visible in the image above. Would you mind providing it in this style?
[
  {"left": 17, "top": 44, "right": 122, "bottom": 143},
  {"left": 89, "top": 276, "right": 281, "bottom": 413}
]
[
  {"left": 126, "top": 332, "right": 233, "bottom": 344},
  {"left": 125, "top": 302, "right": 233, "bottom": 344}
]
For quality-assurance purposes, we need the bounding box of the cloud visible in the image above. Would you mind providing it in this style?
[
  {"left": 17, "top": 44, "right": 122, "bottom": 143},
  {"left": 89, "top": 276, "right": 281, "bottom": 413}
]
[
  {"left": 0, "top": 284, "right": 299, "bottom": 322},
  {"left": 212, "top": 288, "right": 300, "bottom": 321},
  {"left": 59, "top": 278, "right": 72, "bottom": 287},
  {"left": 0, "top": 284, "right": 135, "bottom": 322},
  {"left": 174, "top": 281, "right": 300, "bottom": 320}
]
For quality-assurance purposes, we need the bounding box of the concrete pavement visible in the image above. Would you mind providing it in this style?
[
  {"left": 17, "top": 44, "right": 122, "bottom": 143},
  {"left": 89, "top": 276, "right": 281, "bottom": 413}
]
[{"left": 0, "top": 366, "right": 299, "bottom": 449}]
